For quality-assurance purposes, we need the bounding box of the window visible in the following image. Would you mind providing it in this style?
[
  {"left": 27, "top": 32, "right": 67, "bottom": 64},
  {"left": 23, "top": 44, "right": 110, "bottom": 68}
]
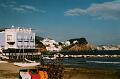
[
  {"left": 7, "top": 35, "right": 12, "bottom": 41},
  {"left": 30, "top": 36, "right": 32, "bottom": 39},
  {"left": 17, "top": 35, "right": 21, "bottom": 40}
]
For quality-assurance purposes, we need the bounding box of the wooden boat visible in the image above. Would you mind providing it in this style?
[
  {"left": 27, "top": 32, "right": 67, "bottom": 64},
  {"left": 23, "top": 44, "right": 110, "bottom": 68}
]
[
  {"left": 14, "top": 62, "right": 40, "bottom": 67},
  {"left": 0, "top": 53, "right": 9, "bottom": 59},
  {"left": 42, "top": 55, "right": 57, "bottom": 60},
  {"left": 0, "top": 60, "right": 8, "bottom": 63}
]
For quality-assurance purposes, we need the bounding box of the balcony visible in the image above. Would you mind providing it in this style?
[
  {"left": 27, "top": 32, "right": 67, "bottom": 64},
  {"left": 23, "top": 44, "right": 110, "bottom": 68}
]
[{"left": 7, "top": 42, "right": 15, "bottom": 45}]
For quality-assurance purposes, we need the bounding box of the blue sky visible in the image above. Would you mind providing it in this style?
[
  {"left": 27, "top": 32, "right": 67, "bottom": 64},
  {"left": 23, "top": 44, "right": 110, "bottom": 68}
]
[{"left": 0, "top": 0, "right": 120, "bottom": 45}]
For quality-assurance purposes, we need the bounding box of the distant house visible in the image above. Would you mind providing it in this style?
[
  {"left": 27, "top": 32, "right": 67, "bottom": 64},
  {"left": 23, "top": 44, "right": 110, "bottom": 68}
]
[{"left": 41, "top": 38, "right": 61, "bottom": 52}]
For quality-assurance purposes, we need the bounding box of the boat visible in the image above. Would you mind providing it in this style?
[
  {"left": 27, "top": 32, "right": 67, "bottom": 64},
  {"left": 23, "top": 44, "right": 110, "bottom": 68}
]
[
  {"left": 14, "top": 62, "right": 40, "bottom": 67},
  {"left": 42, "top": 55, "right": 57, "bottom": 60},
  {"left": 24, "top": 58, "right": 36, "bottom": 63},
  {"left": 42, "top": 57, "right": 56, "bottom": 60},
  {"left": 0, "top": 60, "right": 8, "bottom": 63},
  {"left": 0, "top": 54, "right": 9, "bottom": 59},
  {"left": 0, "top": 51, "right": 9, "bottom": 63},
  {"left": 14, "top": 57, "right": 40, "bottom": 67},
  {"left": 0, "top": 50, "right": 9, "bottom": 59}
]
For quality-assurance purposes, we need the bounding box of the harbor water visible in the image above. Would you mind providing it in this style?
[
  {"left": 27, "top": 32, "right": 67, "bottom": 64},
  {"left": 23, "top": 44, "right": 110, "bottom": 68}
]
[{"left": 63, "top": 57, "right": 120, "bottom": 70}]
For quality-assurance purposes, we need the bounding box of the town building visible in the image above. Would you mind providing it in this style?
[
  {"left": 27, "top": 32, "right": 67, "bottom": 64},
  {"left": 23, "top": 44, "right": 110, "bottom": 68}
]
[
  {"left": 0, "top": 27, "right": 40, "bottom": 61},
  {"left": 0, "top": 27, "right": 35, "bottom": 49},
  {"left": 41, "top": 38, "right": 62, "bottom": 52}
]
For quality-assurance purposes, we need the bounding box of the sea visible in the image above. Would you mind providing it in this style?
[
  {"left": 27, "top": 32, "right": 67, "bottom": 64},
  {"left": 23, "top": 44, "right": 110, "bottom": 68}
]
[
  {"left": 44, "top": 50, "right": 120, "bottom": 70},
  {"left": 62, "top": 57, "right": 120, "bottom": 70}
]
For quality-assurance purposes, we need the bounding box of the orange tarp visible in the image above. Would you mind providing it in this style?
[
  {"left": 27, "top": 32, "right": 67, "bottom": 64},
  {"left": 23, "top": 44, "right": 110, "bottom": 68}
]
[{"left": 38, "top": 71, "right": 48, "bottom": 79}]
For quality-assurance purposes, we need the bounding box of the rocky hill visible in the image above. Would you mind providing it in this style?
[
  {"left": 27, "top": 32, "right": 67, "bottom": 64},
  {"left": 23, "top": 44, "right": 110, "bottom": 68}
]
[{"left": 62, "top": 38, "right": 94, "bottom": 51}]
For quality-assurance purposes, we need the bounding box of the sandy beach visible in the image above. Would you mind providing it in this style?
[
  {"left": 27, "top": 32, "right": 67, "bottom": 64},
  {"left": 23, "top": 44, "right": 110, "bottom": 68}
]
[
  {"left": 64, "top": 68, "right": 120, "bottom": 79},
  {"left": 0, "top": 63, "right": 20, "bottom": 79},
  {"left": 0, "top": 63, "right": 120, "bottom": 79}
]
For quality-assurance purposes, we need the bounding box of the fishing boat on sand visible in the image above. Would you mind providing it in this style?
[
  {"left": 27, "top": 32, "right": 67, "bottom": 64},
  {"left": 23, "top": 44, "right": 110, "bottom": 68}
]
[
  {"left": 14, "top": 58, "right": 40, "bottom": 67},
  {"left": 14, "top": 61, "right": 40, "bottom": 67}
]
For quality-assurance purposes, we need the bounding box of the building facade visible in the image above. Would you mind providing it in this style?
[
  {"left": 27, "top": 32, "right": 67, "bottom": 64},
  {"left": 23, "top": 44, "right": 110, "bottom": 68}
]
[
  {"left": 0, "top": 27, "right": 35, "bottom": 49},
  {"left": 41, "top": 38, "right": 62, "bottom": 52}
]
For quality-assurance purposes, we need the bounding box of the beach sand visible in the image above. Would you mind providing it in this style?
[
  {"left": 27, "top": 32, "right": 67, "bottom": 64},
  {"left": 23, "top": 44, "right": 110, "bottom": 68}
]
[
  {"left": 64, "top": 68, "right": 120, "bottom": 79},
  {"left": 0, "top": 63, "right": 20, "bottom": 79},
  {"left": 0, "top": 63, "right": 120, "bottom": 79}
]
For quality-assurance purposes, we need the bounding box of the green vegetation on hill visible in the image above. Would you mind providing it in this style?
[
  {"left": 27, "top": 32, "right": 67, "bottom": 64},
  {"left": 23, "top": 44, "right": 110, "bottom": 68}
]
[
  {"left": 35, "top": 36, "right": 46, "bottom": 48},
  {"left": 35, "top": 36, "right": 44, "bottom": 44},
  {"left": 68, "top": 38, "right": 88, "bottom": 45},
  {"left": 0, "top": 28, "right": 7, "bottom": 32}
]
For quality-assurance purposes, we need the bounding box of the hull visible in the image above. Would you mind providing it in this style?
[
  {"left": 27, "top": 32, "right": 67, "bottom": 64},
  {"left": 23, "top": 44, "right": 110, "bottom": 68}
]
[{"left": 14, "top": 62, "right": 40, "bottom": 67}]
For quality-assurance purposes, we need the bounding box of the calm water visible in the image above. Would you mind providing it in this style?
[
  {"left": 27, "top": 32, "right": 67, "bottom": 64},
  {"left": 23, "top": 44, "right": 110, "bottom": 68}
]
[
  {"left": 63, "top": 57, "right": 120, "bottom": 70},
  {"left": 44, "top": 50, "right": 120, "bottom": 70}
]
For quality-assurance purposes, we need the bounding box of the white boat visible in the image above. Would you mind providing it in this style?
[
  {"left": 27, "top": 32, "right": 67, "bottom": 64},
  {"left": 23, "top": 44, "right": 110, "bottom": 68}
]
[
  {"left": 0, "top": 60, "right": 8, "bottom": 63},
  {"left": 14, "top": 62, "right": 40, "bottom": 67},
  {"left": 42, "top": 56, "right": 57, "bottom": 60},
  {"left": 0, "top": 52, "right": 9, "bottom": 59},
  {"left": 0, "top": 53, "right": 9, "bottom": 63},
  {"left": 0, "top": 54, "right": 9, "bottom": 59},
  {"left": 24, "top": 58, "right": 35, "bottom": 63},
  {"left": 14, "top": 58, "right": 40, "bottom": 67},
  {"left": 42, "top": 57, "right": 51, "bottom": 60}
]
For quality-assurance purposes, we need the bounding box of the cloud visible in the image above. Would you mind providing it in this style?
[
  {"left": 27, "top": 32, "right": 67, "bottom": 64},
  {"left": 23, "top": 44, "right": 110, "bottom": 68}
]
[
  {"left": 64, "top": 0, "right": 120, "bottom": 19},
  {"left": 0, "top": 1, "right": 16, "bottom": 8},
  {"left": 64, "top": 8, "right": 86, "bottom": 16},
  {"left": 20, "top": 5, "right": 40, "bottom": 12},
  {"left": 0, "top": 1, "right": 45, "bottom": 13},
  {"left": 12, "top": 7, "right": 25, "bottom": 13},
  {"left": 20, "top": 5, "right": 46, "bottom": 13}
]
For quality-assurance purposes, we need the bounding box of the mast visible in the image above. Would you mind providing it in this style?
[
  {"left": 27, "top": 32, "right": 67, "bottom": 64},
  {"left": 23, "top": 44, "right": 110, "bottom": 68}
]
[{"left": 23, "top": 29, "right": 24, "bottom": 62}]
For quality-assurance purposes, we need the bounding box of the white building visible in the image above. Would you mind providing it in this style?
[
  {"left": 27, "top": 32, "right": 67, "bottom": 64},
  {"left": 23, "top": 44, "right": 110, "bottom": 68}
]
[
  {"left": 41, "top": 38, "right": 58, "bottom": 46},
  {"left": 62, "top": 41, "right": 70, "bottom": 46},
  {"left": 0, "top": 27, "right": 35, "bottom": 49},
  {"left": 41, "top": 38, "right": 61, "bottom": 52}
]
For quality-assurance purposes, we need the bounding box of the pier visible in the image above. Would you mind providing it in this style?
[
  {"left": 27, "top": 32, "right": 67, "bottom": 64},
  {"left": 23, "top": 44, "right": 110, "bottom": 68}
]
[{"left": 1, "top": 52, "right": 41, "bottom": 62}]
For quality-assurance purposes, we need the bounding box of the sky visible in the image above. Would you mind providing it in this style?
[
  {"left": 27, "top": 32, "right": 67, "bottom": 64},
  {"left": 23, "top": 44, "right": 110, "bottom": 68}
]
[{"left": 0, "top": 0, "right": 120, "bottom": 45}]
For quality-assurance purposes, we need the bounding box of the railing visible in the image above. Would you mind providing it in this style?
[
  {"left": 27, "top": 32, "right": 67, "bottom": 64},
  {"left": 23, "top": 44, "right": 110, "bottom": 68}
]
[{"left": 3, "top": 52, "right": 41, "bottom": 56}]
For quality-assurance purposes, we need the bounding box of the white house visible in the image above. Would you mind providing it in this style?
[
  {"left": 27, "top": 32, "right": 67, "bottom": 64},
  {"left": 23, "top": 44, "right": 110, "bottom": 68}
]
[
  {"left": 63, "top": 41, "right": 70, "bottom": 46},
  {"left": 0, "top": 27, "right": 35, "bottom": 49},
  {"left": 41, "top": 38, "right": 61, "bottom": 52}
]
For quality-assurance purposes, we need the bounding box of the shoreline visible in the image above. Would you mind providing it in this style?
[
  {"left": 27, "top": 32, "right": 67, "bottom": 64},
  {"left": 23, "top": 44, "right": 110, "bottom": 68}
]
[{"left": 0, "top": 63, "right": 120, "bottom": 79}]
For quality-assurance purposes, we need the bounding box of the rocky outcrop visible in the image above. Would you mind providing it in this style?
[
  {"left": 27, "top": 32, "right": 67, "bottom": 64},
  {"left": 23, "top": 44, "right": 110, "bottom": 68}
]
[
  {"left": 62, "top": 38, "right": 94, "bottom": 51},
  {"left": 69, "top": 44, "right": 92, "bottom": 51}
]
